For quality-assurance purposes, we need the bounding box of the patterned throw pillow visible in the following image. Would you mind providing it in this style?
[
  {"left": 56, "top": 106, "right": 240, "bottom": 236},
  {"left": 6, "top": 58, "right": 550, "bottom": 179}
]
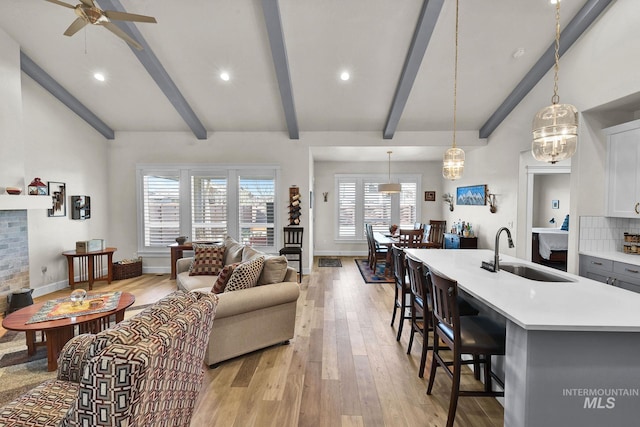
[
  {"left": 189, "top": 244, "right": 225, "bottom": 276},
  {"left": 224, "top": 256, "right": 265, "bottom": 292},
  {"left": 211, "top": 262, "right": 240, "bottom": 294}
]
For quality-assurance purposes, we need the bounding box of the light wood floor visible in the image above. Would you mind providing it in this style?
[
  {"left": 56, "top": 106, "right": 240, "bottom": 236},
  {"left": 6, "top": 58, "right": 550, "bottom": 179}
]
[{"left": 20, "top": 257, "right": 504, "bottom": 427}]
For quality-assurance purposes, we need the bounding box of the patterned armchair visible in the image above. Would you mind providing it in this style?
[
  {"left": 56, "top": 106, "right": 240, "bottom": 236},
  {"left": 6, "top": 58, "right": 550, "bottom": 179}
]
[{"left": 0, "top": 291, "right": 218, "bottom": 427}]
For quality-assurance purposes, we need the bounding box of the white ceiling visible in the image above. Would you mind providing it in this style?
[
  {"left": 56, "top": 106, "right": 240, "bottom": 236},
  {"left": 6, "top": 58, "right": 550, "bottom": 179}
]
[{"left": 0, "top": 0, "right": 595, "bottom": 161}]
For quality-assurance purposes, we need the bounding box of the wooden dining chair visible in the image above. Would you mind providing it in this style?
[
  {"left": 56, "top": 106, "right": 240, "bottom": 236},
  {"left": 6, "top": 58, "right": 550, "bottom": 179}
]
[
  {"left": 365, "top": 223, "right": 387, "bottom": 272},
  {"left": 279, "top": 227, "right": 303, "bottom": 282},
  {"left": 426, "top": 267, "right": 506, "bottom": 427},
  {"left": 423, "top": 220, "right": 446, "bottom": 248},
  {"left": 398, "top": 228, "right": 424, "bottom": 248}
]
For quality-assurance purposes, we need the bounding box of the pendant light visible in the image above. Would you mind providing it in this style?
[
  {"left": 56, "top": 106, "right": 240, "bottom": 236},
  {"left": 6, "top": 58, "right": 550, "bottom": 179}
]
[
  {"left": 443, "top": 0, "right": 464, "bottom": 180},
  {"left": 532, "top": 0, "right": 578, "bottom": 164},
  {"left": 379, "top": 151, "right": 401, "bottom": 194}
]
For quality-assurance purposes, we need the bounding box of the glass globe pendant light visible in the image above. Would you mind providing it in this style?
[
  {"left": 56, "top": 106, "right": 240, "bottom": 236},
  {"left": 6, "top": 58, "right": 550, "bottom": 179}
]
[
  {"left": 378, "top": 151, "right": 401, "bottom": 194},
  {"left": 443, "top": 0, "right": 464, "bottom": 180},
  {"left": 532, "top": 0, "right": 578, "bottom": 164}
]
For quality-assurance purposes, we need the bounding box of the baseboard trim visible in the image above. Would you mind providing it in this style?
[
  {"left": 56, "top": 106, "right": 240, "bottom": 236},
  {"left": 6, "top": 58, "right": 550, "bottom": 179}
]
[{"left": 313, "top": 251, "right": 368, "bottom": 257}]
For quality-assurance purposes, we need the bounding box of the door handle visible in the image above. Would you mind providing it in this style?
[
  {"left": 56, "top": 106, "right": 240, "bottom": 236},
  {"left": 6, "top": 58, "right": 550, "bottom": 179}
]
[
  {"left": 635, "top": 202, "right": 639, "bottom": 214},
  {"left": 625, "top": 268, "right": 639, "bottom": 274},
  {"left": 592, "top": 261, "right": 603, "bottom": 266}
]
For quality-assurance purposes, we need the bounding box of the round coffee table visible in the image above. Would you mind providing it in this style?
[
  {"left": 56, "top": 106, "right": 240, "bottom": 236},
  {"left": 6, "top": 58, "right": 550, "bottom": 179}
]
[{"left": 2, "top": 292, "right": 135, "bottom": 371}]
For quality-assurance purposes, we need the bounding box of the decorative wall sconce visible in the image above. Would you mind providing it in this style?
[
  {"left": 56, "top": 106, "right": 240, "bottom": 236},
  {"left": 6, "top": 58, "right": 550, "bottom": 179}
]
[
  {"left": 486, "top": 192, "right": 497, "bottom": 213},
  {"left": 442, "top": 193, "right": 454, "bottom": 211},
  {"left": 322, "top": 192, "right": 328, "bottom": 202}
]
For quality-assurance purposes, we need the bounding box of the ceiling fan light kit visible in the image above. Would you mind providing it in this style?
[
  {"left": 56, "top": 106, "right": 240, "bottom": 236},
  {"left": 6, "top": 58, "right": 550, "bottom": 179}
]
[
  {"left": 378, "top": 151, "right": 401, "bottom": 194},
  {"left": 442, "top": 0, "right": 464, "bottom": 181},
  {"left": 45, "top": 0, "right": 157, "bottom": 50},
  {"left": 532, "top": 0, "right": 578, "bottom": 164}
]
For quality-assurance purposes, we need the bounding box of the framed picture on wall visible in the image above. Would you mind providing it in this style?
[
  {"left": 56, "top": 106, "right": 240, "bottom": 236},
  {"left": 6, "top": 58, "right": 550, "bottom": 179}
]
[
  {"left": 456, "top": 184, "right": 487, "bottom": 206},
  {"left": 552, "top": 199, "right": 559, "bottom": 209},
  {"left": 424, "top": 191, "right": 436, "bottom": 202},
  {"left": 47, "top": 182, "right": 66, "bottom": 217}
]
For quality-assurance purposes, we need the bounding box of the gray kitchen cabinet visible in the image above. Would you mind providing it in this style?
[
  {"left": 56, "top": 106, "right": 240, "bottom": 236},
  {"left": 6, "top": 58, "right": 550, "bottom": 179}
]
[{"left": 579, "top": 254, "right": 640, "bottom": 293}]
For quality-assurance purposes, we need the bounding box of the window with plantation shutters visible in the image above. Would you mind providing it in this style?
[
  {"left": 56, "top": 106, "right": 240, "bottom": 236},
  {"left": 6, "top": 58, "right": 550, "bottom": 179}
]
[
  {"left": 238, "top": 176, "right": 275, "bottom": 248},
  {"left": 138, "top": 165, "right": 279, "bottom": 254},
  {"left": 338, "top": 180, "right": 357, "bottom": 238},
  {"left": 335, "top": 174, "right": 420, "bottom": 241},
  {"left": 191, "top": 175, "right": 227, "bottom": 242},
  {"left": 143, "top": 174, "right": 180, "bottom": 247}
]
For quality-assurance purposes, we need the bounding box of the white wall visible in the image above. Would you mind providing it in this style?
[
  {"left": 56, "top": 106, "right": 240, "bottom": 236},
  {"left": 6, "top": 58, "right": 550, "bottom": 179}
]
[
  {"left": 313, "top": 160, "right": 443, "bottom": 255},
  {"left": 0, "top": 28, "right": 109, "bottom": 296},
  {"left": 533, "top": 174, "right": 570, "bottom": 228}
]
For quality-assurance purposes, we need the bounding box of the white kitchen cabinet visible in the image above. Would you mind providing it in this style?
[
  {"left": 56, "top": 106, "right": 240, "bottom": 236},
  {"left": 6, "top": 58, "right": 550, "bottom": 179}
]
[{"left": 605, "top": 119, "right": 640, "bottom": 217}]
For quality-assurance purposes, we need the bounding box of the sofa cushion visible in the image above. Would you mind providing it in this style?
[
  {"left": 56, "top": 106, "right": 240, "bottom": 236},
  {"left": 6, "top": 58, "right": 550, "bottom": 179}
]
[
  {"left": 242, "top": 245, "right": 262, "bottom": 261},
  {"left": 224, "top": 236, "right": 244, "bottom": 265},
  {"left": 258, "top": 255, "right": 289, "bottom": 285},
  {"left": 189, "top": 244, "right": 225, "bottom": 276},
  {"left": 212, "top": 262, "right": 240, "bottom": 294},
  {"left": 225, "top": 256, "right": 265, "bottom": 292}
]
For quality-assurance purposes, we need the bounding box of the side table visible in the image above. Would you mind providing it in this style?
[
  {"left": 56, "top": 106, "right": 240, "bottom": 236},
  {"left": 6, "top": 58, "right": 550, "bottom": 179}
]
[{"left": 62, "top": 247, "right": 117, "bottom": 290}]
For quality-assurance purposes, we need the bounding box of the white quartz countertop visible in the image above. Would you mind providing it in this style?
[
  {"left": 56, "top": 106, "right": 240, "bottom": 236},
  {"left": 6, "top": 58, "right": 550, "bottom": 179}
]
[
  {"left": 404, "top": 249, "right": 640, "bottom": 332},
  {"left": 579, "top": 250, "right": 640, "bottom": 266}
]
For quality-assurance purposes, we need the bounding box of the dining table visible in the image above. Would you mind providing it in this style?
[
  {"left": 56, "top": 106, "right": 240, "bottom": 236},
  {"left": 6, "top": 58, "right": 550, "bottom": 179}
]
[{"left": 373, "top": 231, "right": 397, "bottom": 276}]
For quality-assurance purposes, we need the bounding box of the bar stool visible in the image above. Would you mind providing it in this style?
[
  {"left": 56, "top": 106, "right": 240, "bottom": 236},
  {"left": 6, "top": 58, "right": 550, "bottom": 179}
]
[
  {"left": 390, "top": 245, "right": 410, "bottom": 341},
  {"left": 405, "top": 256, "right": 431, "bottom": 378},
  {"left": 426, "top": 267, "right": 506, "bottom": 427},
  {"left": 279, "top": 227, "right": 303, "bottom": 282}
]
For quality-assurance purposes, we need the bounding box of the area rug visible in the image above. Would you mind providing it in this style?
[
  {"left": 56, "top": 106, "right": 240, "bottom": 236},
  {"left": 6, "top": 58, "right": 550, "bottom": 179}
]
[
  {"left": 354, "top": 259, "right": 394, "bottom": 284},
  {"left": 0, "top": 301, "right": 154, "bottom": 406},
  {"left": 318, "top": 258, "right": 342, "bottom": 267}
]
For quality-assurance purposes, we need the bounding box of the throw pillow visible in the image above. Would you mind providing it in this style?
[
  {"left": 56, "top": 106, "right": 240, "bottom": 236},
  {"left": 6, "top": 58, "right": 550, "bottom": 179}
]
[
  {"left": 258, "top": 255, "right": 288, "bottom": 285},
  {"left": 212, "top": 262, "right": 240, "bottom": 294},
  {"left": 225, "top": 256, "right": 265, "bottom": 293},
  {"left": 224, "top": 236, "right": 244, "bottom": 265},
  {"left": 189, "top": 244, "right": 225, "bottom": 276}
]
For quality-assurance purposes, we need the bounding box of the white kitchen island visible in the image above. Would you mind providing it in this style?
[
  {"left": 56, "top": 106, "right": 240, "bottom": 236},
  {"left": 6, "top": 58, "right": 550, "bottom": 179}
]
[{"left": 404, "top": 249, "right": 640, "bottom": 427}]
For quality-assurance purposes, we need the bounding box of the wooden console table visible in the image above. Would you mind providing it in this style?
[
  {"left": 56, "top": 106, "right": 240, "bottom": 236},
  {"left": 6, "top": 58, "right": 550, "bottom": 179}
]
[{"left": 62, "top": 247, "right": 117, "bottom": 290}]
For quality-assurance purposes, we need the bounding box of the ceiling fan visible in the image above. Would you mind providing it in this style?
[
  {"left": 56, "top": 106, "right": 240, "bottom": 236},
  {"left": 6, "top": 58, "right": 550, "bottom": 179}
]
[{"left": 45, "top": 0, "right": 157, "bottom": 50}]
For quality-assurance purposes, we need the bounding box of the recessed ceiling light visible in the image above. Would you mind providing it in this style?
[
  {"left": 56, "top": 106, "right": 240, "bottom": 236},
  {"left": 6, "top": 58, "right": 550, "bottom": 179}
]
[
  {"left": 513, "top": 48, "right": 525, "bottom": 59},
  {"left": 220, "top": 72, "right": 230, "bottom": 81},
  {"left": 340, "top": 71, "right": 350, "bottom": 81},
  {"left": 93, "top": 72, "right": 105, "bottom": 82},
  {"left": 550, "top": 0, "right": 560, "bottom": 4}
]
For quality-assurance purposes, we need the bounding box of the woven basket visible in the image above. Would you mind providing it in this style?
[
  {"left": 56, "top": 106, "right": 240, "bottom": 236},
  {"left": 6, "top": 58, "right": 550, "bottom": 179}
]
[{"left": 113, "top": 259, "right": 142, "bottom": 280}]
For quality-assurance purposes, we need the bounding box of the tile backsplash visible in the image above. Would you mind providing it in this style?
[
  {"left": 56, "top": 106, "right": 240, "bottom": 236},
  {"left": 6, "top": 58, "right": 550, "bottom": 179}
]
[{"left": 579, "top": 216, "right": 640, "bottom": 252}]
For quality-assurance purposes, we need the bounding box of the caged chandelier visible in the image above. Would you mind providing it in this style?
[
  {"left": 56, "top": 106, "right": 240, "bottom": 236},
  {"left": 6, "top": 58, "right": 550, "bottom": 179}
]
[
  {"left": 532, "top": 0, "right": 578, "bottom": 164},
  {"left": 442, "top": 0, "right": 464, "bottom": 180},
  {"left": 379, "top": 151, "right": 401, "bottom": 194}
]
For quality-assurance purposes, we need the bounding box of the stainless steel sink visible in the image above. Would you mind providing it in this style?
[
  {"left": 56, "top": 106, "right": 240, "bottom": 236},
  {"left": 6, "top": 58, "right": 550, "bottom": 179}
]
[{"left": 499, "top": 263, "right": 574, "bottom": 282}]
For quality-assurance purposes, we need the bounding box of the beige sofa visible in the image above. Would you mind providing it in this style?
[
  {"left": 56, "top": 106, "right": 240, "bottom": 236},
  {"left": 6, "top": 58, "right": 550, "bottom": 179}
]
[{"left": 176, "top": 238, "right": 300, "bottom": 367}]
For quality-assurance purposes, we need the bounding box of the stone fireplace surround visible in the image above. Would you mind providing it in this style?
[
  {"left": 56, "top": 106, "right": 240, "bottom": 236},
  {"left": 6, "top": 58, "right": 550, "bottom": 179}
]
[{"left": 0, "top": 210, "right": 29, "bottom": 315}]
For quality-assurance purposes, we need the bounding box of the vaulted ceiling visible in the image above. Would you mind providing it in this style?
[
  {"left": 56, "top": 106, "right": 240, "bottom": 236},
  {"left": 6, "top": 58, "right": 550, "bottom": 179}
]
[{"left": 0, "top": 0, "right": 613, "bottom": 160}]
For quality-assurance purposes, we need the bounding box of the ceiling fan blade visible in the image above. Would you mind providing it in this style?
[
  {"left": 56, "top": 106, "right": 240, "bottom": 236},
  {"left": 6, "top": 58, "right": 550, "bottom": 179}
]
[
  {"left": 45, "top": 0, "right": 75, "bottom": 9},
  {"left": 79, "top": 0, "right": 95, "bottom": 7},
  {"left": 102, "top": 22, "right": 143, "bottom": 50},
  {"left": 103, "top": 10, "right": 157, "bottom": 23},
  {"left": 63, "top": 17, "right": 89, "bottom": 36}
]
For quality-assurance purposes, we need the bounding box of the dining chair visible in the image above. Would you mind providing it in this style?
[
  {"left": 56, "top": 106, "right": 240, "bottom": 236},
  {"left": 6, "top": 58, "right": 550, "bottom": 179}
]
[
  {"left": 423, "top": 220, "right": 446, "bottom": 248},
  {"left": 365, "top": 223, "right": 387, "bottom": 272},
  {"left": 398, "top": 228, "right": 424, "bottom": 248},
  {"left": 279, "top": 227, "right": 303, "bottom": 282},
  {"left": 391, "top": 245, "right": 411, "bottom": 341},
  {"left": 426, "top": 267, "right": 506, "bottom": 427}
]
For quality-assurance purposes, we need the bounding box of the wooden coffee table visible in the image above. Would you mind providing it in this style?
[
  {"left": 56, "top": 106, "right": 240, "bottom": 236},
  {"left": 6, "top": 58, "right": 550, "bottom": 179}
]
[{"left": 2, "top": 292, "right": 135, "bottom": 371}]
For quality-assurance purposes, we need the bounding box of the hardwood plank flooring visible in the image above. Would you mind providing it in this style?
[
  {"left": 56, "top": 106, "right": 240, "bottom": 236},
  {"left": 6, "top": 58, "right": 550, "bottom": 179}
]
[{"left": 2, "top": 257, "right": 504, "bottom": 426}]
